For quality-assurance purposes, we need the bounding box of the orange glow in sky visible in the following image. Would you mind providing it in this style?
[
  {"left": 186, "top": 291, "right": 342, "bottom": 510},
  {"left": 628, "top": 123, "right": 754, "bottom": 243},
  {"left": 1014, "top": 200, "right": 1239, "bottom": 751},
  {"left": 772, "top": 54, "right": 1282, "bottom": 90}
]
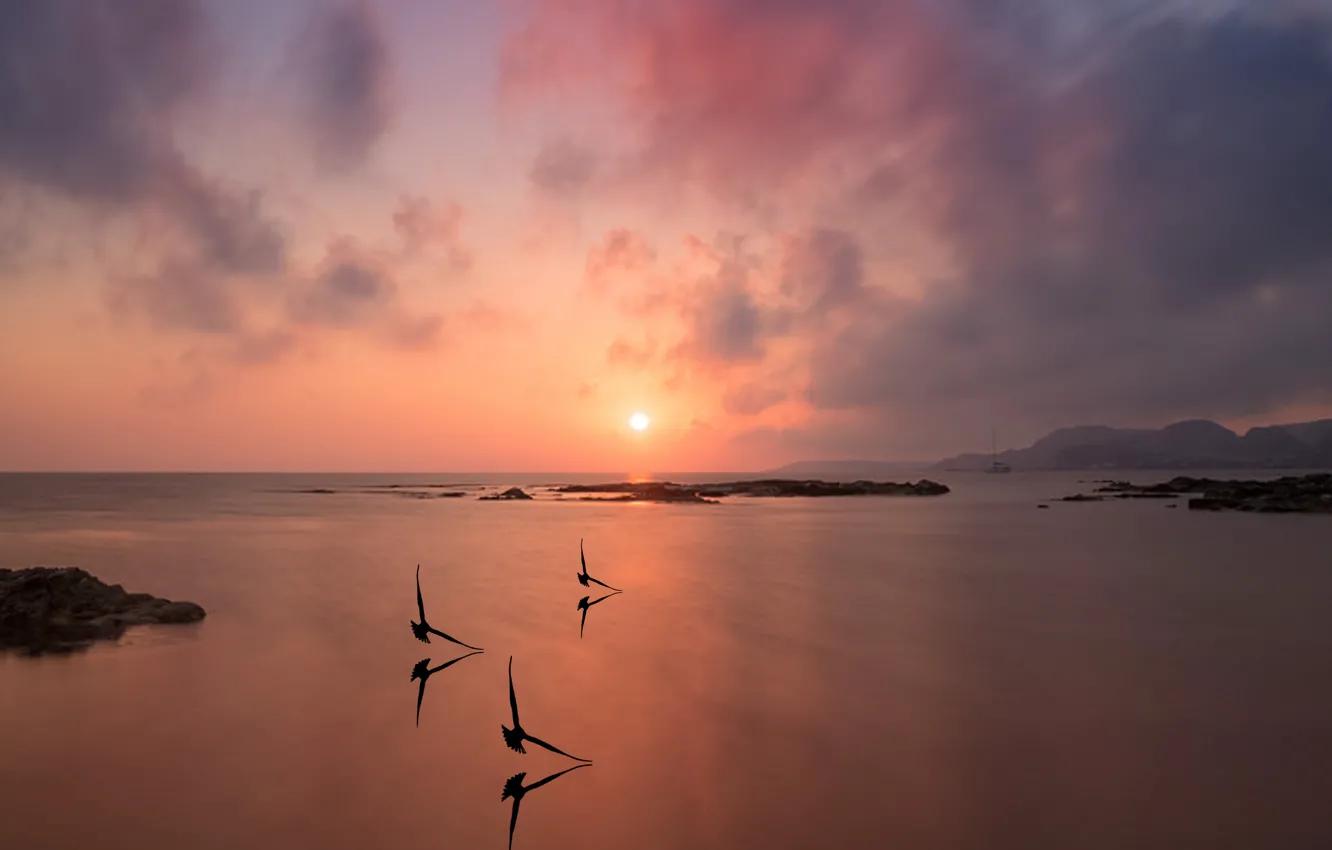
[{"left": 3, "top": 2, "right": 1330, "bottom": 471}]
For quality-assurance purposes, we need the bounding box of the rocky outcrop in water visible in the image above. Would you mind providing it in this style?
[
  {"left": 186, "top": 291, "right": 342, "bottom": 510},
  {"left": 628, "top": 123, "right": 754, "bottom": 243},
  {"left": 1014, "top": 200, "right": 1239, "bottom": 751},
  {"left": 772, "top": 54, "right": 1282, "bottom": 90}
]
[
  {"left": 1182, "top": 474, "right": 1332, "bottom": 513},
  {"left": 709, "top": 479, "right": 950, "bottom": 497},
  {"left": 1069, "top": 474, "right": 1332, "bottom": 513},
  {"left": 553, "top": 478, "right": 950, "bottom": 502},
  {"left": 480, "top": 487, "right": 534, "bottom": 501},
  {"left": 575, "top": 483, "right": 720, "bottom": 504},
  {"left": 0, "top": 567, "right": 206, "bottom": 656}
]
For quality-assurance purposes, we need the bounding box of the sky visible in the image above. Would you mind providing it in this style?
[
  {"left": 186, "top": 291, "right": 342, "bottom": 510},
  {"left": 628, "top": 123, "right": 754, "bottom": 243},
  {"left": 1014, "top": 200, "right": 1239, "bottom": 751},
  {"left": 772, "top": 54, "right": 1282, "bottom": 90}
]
[{"left": 3, "top": 0, "right": 1332, "bottom": 471}]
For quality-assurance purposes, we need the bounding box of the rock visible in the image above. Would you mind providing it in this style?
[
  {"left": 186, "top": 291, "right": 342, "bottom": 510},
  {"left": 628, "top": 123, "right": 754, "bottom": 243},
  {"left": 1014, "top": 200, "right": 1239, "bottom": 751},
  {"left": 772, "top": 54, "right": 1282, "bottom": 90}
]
[
  {"left": 1093, "top": 480, "right": 1135, "bottom": 492},
  {"left": 553, "top": 478, "right": 950, "bottom": 501},
  {"left": 1111, "top": 492, "right": 1180, "bottom": 500},
  {"left": 394, "top": 490, "right": 467, "bottom": 500},
  {"left": 1060, "top": 493, "right": 1105, "bottom": 502},
  {"left": 480, "top": 487, "right": 534, "bottom": 501},
  {"left": 1037, "top": 504, "right": 1050, "bottom": 509},
  {"left": 1079, "top": 473, "right": 1332, "bottom": 513},
  {"left": 0, "top": 567, "right": 205, "bottom": 656},
  {"left": 577, "top": 484, "right": 719, "bottom": 504}
]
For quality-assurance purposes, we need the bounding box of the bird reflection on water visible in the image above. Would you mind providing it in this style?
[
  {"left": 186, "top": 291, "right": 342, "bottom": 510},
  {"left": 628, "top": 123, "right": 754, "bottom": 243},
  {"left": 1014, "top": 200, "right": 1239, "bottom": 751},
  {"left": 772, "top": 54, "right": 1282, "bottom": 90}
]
[
  {"left": 410, "top": 650, "right": 483, "bottom": 727},
  {"left": 501, "top": 764, "right": 591, "bottom": 850},
  {"left": 577, "top": 591, "right": 621, "bottom": 639}
]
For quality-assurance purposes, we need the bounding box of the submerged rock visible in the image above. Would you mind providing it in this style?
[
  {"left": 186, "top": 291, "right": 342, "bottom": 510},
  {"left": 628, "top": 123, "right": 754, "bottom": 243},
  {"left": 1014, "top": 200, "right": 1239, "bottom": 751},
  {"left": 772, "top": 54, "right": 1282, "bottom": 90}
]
[{"left": 0, "top": 567, "right": 205, "bottom": 656}]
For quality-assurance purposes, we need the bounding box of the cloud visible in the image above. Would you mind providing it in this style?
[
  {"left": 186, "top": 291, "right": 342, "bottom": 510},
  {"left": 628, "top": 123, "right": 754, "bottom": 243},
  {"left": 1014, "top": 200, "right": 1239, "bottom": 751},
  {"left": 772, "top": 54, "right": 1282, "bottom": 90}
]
[
  {"left": 585, "top": 228, "right": 655, "bottom": 293},
  {"left": 529, "top": 139, "right": 597, "bottom": 196},
  {"left": 109, "top": 260, "right": 248, "bottom": 334},
  {"left": 392, "top": 195, "right": 472, "bottom": 270},
  {"left": 383, "top": 313, "right": 445, "bottom": 351},
  {"left": 286, "top": 236, "right": 450, "bottom": 351},
  {"left": 778, "top": 228, "right": 865, "bottom": 315},
  {"left": 1, "top": 0, "right": 289, "bottom": 334},
  {"left": 294, "top": 1, "right": 393, "bottom": 171},
  {"left": 165, "top": 182, "right": 286, "bottom": 275},
  {"left": 801, "top": 11, "right": 1332, "bottom": 449},
  {"left": 290, "top": 238, "right": 397, "bottom": 327},
  {"left": 606, "top": 336, "right": 657, "bottom": 368},
  {"left": 229, "top": 330, "right": 299, "bottom": 366},
  {"left": 654, "top": 233, "right": 789, "bottom": 367},
  {"left": 0, "top": 0, "right": 210, "bottom": 203},
  {"left": 458, "top": 300, "right": 530, "bottom": 335},
  {"left": 722, "top": 382, "right": 787, "bottom": 416},
  {"left": 507, "top": 1, "right": 1332, "bottom": 454}
]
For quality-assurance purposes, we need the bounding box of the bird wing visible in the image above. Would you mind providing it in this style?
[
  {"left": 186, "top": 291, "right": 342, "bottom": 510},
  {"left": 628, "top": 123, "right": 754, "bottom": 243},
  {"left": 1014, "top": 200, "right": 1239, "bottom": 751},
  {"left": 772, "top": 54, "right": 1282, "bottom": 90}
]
[
  {"left": 524, "top": 763, "right": 590, "bottom": 793},
  {"left": 587, "top": 575, "right": 621, "bottom": 592},
  {"left": 507, "top": 797, "right": 520, "bottom": 850},
  {"left": 588, "top": 591, "right": 620, "bottom": 607},
  {"left": 428, "top": 649, "right": 482, "bottom": 676},
  {"left": 508, "top": 656, "right": 521, "bottom": 727},
  {"left": 523, "top": 732, "right": 590, "bottom": 763},
  {"left": 579, "top": 605, "right": 588, "bottom": 638},
  {"left": 427, "top": 627, "right": 482, "bottom": 652},
  {"left": 415, "top": 677, "right": 427, "bottom": 727},
  {"left": 415, "top": 565, "right": 426, "bottom": 621},
  {"left": 580, "top": 539, "right": 587, "bottom": 575}
]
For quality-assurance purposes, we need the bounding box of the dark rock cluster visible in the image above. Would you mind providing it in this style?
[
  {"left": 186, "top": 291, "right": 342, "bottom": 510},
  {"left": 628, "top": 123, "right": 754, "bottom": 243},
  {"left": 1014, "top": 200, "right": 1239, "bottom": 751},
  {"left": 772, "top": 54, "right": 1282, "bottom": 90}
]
[
  {"left": 704, "top": 479, "right": 951, "bottom": 498},
  {"left": 573, "top": 483, "right": 720, "bottom": 504},
  {"left": 1, "top": 567, "right": 206, "bottom": 656},
  {"left": 1182, "top": 474, "right": 1332, "bottom": 513},
  {"left": 553, "top": 478, "right": 950, "bottom": 503},
  {"left": 1079, "top": 474, "right": 1332, "bottom": 513},
  {"left": 480, "top": 487, "right": 535, "bottom": 501}
]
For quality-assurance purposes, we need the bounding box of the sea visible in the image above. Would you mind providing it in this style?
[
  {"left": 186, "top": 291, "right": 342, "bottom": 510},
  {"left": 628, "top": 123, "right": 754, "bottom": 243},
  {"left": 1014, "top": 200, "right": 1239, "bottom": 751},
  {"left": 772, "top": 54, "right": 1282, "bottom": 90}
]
[{"left": 2, "top": 470, "right": 1331, "bottom": 850}]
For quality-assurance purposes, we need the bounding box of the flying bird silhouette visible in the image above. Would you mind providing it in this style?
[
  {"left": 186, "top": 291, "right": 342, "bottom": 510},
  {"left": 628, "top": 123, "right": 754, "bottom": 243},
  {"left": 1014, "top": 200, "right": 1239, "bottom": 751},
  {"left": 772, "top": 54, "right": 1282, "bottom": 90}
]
[
  {"left": 411, "top": 565, "right": 482, "bottom": 650},
  {"left": 577, "top": 591, "right": 621, "bottom": 638},
  {"left": 502, "top": 656, "right": 591, "bottom": 762},
  {"left": 578, "top": 539, "right": 621, "bottom": 591},
  {"left": 411, "top": 650, "right": 483, "bottom": 727},
  {"left": 501, "top": 764, "right": 590, "bottom": 850}
]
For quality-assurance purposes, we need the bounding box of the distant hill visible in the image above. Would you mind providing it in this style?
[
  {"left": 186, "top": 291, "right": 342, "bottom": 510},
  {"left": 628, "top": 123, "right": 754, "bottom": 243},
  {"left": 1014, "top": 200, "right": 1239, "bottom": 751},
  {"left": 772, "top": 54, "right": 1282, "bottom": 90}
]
[
  {"left": 760, "top": 459, "right": 930, "bottom": 479},
  {"left": 934, "top": 418, "right": 1332, "bottom": 471}
]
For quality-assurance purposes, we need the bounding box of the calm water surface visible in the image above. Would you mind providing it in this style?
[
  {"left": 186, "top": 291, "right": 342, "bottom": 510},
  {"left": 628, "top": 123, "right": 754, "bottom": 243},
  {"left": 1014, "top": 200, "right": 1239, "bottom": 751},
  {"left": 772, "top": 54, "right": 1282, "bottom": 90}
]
[{"left": 2, "top": 472, "right": 1332, "bottom": 849}]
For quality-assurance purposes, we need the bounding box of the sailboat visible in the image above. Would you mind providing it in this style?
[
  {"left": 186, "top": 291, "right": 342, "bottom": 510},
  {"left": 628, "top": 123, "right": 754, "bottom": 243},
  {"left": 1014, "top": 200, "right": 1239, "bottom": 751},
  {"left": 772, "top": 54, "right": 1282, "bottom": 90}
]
[{"left": 986, "top": 428, "right": 1011, "bottom": 473}]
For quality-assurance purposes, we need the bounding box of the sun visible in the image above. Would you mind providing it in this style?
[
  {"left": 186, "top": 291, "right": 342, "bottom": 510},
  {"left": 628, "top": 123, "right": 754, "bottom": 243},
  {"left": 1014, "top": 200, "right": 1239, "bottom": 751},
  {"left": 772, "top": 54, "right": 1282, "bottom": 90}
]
[{"left": 629, "top": 411, "right": 651, "bottom": 431}]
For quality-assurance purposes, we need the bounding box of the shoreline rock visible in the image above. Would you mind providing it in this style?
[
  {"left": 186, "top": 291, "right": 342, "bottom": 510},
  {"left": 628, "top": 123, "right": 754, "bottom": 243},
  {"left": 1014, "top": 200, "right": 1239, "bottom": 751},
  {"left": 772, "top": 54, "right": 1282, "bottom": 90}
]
[{"left": 1, "top": 567, "right": 206, "bottom": 656}]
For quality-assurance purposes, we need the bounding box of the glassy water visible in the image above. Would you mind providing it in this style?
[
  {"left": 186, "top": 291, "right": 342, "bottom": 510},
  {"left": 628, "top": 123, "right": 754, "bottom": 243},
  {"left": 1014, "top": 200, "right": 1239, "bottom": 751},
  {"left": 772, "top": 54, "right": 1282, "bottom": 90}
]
[{"left": 2, "top": 472, "right": 1331, "bottom": 849}]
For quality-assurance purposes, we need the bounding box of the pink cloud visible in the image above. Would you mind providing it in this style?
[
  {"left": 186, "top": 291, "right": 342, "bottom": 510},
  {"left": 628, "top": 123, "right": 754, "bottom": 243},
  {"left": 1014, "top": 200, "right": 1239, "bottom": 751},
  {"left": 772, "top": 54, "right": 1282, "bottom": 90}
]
[
  {"left": 502, "top": 1, "right": 987, "bottom": 206},
  {"left": 605, "top": 335, "right": 657, "bottom": 368},
  {"left": 585, "top": 228, "right": 656, "bottom": 294},
  {"left": 393, "top": 195, "right": 473, "bottom": 271},
  {"left": 457, "top": 300, "right": 531, "bottom": 335}
]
